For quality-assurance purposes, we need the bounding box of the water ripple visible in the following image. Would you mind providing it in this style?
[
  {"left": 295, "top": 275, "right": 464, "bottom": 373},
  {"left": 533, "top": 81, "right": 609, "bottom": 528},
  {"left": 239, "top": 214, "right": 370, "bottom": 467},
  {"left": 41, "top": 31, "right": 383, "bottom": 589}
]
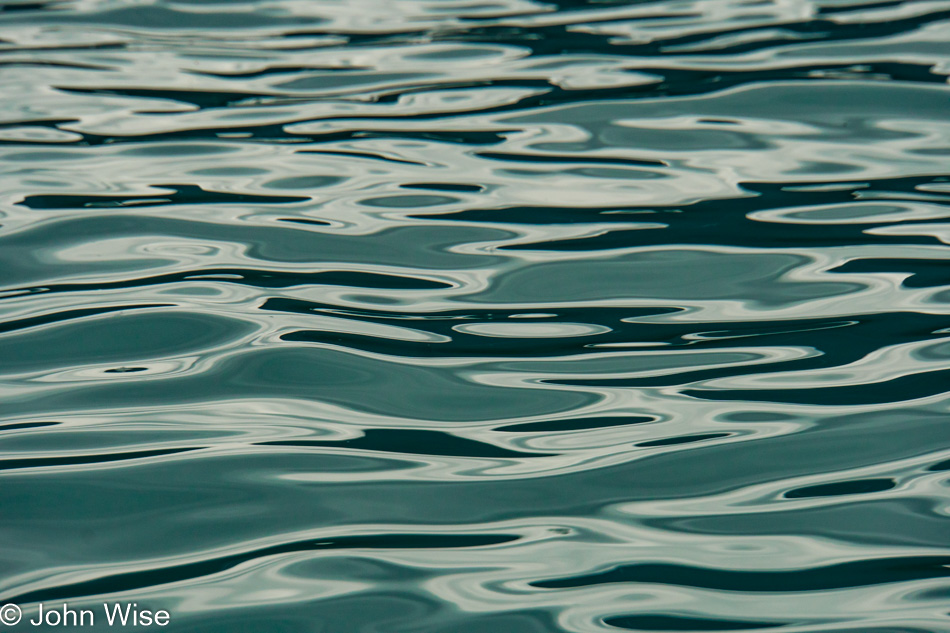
[{"left": 2, "top": 0, "right": 950, "bottom": 631}]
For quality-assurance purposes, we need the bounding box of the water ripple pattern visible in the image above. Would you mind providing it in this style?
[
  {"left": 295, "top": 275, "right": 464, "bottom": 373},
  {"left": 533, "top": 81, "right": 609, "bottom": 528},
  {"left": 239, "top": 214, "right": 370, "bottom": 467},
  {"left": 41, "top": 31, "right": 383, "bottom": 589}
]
[{"left": 1, "top": 0, "right": 949, "bottom": 631}]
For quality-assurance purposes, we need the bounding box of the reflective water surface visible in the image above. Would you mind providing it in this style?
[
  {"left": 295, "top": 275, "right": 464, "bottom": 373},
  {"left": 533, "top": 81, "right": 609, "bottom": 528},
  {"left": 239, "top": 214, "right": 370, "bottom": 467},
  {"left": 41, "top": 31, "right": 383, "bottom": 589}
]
[{"left": 1, "top": 0, "right": 949, "bottom": 631}]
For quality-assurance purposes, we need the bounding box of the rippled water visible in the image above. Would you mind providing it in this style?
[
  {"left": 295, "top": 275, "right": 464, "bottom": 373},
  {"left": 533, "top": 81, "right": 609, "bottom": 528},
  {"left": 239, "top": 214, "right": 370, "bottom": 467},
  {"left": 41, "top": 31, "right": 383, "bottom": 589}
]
[{"left": 1, "top": 0, "right": 950, "bottom": 631}]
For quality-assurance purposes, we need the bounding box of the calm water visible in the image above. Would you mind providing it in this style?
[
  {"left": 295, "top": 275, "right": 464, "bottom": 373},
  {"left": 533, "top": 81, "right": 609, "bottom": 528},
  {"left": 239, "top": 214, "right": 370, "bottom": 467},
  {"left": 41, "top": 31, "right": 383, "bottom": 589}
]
[{"left": 1, "top": 0, "right": 949, "bottom": 631}]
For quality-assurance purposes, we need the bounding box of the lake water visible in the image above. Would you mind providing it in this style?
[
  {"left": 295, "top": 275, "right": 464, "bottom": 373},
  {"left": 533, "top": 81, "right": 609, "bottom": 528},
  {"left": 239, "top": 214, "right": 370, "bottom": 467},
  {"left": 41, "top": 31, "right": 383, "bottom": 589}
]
[{"left": 1, "top": 0, "right": 949, "bottom": 631}]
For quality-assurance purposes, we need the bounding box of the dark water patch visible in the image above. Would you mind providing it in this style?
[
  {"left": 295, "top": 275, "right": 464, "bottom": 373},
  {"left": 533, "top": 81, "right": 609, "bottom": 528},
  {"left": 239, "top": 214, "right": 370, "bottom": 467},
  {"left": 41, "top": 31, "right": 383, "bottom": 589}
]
[
  {"left": 912, "top": 586, "right": 950, "bottom": 601},
  {"left": 0, "top": 41, "right": 127, "bottom": 53},
  {"left": 258, "top": 429, "right": 553, "bottom": 459},
  {"left": 13, "top": 119, "right": 521, "bottom": 151},
  {"left": 816, "top": 0, "right": 906, "bottom": 14},
  {"left": 494, "top": 207, "right": 948, "bottom": 254},
  {"left": 9, "top": 268, "right": 452, "bottom": 295},
  {"left": 445, "top": 177, "right": 950, "bottom": 231},
  {"left": 545, "top": 313, "right": 948, "bottom": 386},
  {"left": 434, "top": 9, "right": 950, "bottom": 61},
  {"left": 722, "top": 412, "right": 798, "bottom": 423},
  {"left": 829, "top": 258, "right": 950, "bottom": 288},
  {"left": 19, "top": 184, "right": 308, "bottom": 210},
  {"left": 498, "top": 220, "right": 941, "bottom": 251},
  {"left": 926, "top": 459, "right": 950, "bottom": 472},
  {"left": 403, "top": 183, "right": 486, "bottom": 193},
  {"left": 281, "top": 328, "right": 614, "bottom": 359},
  {"left": 475, "top": 153, "right": 668, "bottom": 169},
  {"left": 263, "top": 298, "right": 682, "bottom": 320},
  {"left": 188, "top": 269, "right": 450, "bottom": 290},
  {"left": 56, "top": 86, "right": 274, "bottom": 111},
  {"left": 280, "top": 307, "right": 944, "bottom": 376},
  {"left": 278, "top": 217, "right": 333, "bottom": 227},
  {"left": 0, "top": 447, "right": 200, "bottom": 471},
  {"left": 684, "top": 367, "right": 950, "bottom": 406},
  {"left": 532, "top": 555, "right": 950, "bottom": 592},
  {"left": 498, "top": 416, "right": 655, "bottom": 433},
  {"left": 298, "top": 149, "right": 430, "bottom": 166},
  {"left": 785, "top": 478, "right": 896, "bottom": 499},
  {"left": 0, "top": 421, "right": 60, "bottom": 433},
  {"left": 605, "top": 614, "right": 789, "bottom": 631},
  {"left": 435, "top": 176, "right": 950, "bottom": 251},
  {"left": 192, "top": 65, "right": 372, "bottom": 80},
  {"left": 429, "top": 204, "right": 622, "bottom": 226},
  {"left": 305, "top": 129, "right": 513, "bottom": 146},
  {"left": 266, "top": 297, "right": 679, "bottom": 331},
  {"left": 636, "top": 433, "right": 732, "bottom": 448},
  {"left": 0, "top": 2, "right": 62, "bottom": 12},
  {"left": 273, "top": 71, "right": 432, "bottom": 93}
]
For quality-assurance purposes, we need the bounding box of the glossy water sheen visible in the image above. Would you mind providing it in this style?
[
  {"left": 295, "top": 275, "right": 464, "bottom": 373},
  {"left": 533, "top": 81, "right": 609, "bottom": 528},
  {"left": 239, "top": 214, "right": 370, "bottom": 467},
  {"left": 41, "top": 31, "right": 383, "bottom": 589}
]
[{"left": 1, "top": 0, "right": 949, "bottom": 631}]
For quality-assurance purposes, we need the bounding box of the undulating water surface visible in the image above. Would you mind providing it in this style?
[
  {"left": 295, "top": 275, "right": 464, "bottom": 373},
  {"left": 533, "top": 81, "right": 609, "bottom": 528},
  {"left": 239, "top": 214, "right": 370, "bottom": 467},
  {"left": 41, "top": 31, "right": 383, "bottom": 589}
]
[{"left": 1, "top": 0, "right": 949, "bottom": 631}]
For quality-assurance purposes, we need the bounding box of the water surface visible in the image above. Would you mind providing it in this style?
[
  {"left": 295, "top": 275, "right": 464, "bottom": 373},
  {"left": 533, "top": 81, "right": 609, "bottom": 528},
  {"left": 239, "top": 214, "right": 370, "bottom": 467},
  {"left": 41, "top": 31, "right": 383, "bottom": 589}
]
[{"left": 1, "top": 0, "right": 950, "bottom": 631}]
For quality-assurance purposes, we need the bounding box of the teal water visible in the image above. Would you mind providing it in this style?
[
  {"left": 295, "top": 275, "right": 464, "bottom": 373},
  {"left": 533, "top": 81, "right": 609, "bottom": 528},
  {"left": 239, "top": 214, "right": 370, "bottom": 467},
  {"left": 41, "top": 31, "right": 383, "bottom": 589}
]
[{"left": 1, "top": 0, "right": 949, "bottom": 631}]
